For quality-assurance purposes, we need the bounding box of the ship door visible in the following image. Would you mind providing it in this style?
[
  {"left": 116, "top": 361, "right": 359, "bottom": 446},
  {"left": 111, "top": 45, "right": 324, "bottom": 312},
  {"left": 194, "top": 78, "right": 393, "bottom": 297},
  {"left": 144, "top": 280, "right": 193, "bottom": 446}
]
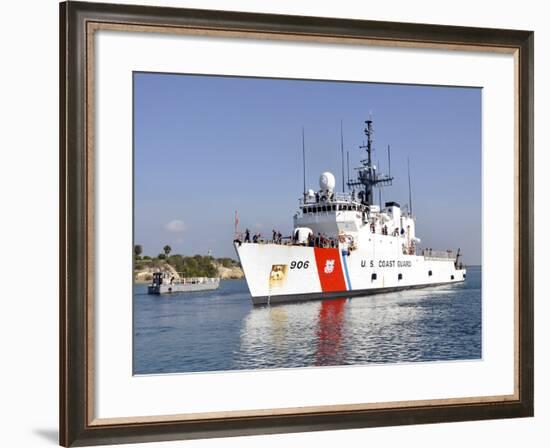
[{"left": 153, "top": 272, "right": 163, "bottom": 286}]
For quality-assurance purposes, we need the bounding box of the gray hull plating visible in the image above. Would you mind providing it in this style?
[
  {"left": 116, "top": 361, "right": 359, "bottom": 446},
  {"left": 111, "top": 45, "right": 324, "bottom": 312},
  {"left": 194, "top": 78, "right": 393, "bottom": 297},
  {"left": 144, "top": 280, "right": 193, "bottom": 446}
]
[{"left": 252, "top": 279, "right": 464, "bottom": 306}]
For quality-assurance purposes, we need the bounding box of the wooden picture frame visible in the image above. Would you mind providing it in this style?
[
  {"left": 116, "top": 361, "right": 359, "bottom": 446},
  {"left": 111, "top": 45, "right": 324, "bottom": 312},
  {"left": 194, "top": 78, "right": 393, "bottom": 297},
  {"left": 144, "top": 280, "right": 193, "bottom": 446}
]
[{"left": 59, "top": 1, "right": 533, "bottom": 446}]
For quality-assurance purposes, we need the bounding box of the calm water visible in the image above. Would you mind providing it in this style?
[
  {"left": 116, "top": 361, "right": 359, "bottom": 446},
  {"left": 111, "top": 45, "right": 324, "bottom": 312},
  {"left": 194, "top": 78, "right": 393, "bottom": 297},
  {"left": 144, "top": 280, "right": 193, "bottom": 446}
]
[{"left": 133, "top": 266, "right": 481, "bottom": 374}]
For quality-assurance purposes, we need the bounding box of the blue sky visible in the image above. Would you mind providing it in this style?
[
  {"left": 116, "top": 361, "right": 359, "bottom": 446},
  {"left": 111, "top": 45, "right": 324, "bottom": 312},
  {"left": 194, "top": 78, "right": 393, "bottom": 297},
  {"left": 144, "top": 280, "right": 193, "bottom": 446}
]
[{"left": 134, "top": 73, "right": 481, "bottom": 265}]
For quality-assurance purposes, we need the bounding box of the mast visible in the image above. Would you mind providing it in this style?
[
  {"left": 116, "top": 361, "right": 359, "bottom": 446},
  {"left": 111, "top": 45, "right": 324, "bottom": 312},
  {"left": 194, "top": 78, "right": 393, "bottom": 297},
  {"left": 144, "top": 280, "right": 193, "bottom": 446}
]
[
  {"left": 407, "top": 157, "right": 413, "bottom": 215},
  {"left": 378, "top": 161, "right": 382, "bottom": 207},
  {"left": 387, "top": 145, "right": 391, "bottom": 178},
  {"left": 347, "top": 118, "right": 393, "bottom": 206},
  {"left": 302, "top": 127, "right": 306, "bottom": 200},
  {"left": 346, "top": 150, "right": 350, "bottom": 189},
  {"left": 340, "top": 121, "right": 345, "bottom": 192},
  {"left": 455, "top": 248, "right": 461, "bottom": 268}
]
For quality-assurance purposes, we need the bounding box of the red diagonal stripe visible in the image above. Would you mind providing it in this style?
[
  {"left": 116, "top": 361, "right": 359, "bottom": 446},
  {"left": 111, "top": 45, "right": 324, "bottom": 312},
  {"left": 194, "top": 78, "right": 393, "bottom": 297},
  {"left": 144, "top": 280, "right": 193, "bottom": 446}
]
[{"left": 314, "top": 247, "right": 347, "bottom": 293}]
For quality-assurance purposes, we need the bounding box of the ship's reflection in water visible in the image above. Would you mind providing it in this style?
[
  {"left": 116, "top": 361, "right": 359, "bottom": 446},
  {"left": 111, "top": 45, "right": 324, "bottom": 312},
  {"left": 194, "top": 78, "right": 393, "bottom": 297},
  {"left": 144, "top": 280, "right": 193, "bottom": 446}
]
[
  {"left": 234, "top": 271, "right": 481, "bottom": 370},
  {"left": 237, "top": 298, "right": 350, "bottom": 369},
  {"left": 314, "top": 298, "right": 347, "bottom": 366},
  {"left": 133, "top": 267, "right": 481, "bottom": 374}
]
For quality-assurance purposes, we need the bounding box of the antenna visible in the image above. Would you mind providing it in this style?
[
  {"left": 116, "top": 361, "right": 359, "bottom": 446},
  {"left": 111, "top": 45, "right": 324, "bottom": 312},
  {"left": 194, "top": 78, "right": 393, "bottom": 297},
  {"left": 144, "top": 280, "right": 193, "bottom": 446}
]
[
  {"left": 340, "top": 121, "right": 345, "bottom": 192},
  {"left": 387, "top": 145, "right": 391, "bottom": 178},
  {"left": 377, "top": 159, "right": 382, "bottom": 206},
  {"left": 346, "top": 150, "right": 350, "bottom": 189},
  {"left": 302, "top": 127, "right": 306, "bottom": 199},
  {"left": 407, "top": 157, "right": 413, "bottom": 215}
]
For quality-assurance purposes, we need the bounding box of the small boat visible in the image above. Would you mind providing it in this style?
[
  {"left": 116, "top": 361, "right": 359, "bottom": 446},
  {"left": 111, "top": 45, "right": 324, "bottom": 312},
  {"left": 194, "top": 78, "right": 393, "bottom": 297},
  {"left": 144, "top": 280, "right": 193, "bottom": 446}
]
[{"left": 147, "top": 272, "right": 220, "bottom": 294}]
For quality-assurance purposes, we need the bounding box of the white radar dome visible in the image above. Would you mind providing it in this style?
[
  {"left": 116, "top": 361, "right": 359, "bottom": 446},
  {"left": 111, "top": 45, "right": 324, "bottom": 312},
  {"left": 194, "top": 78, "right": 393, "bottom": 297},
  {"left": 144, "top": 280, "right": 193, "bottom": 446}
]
[
  {"left": 319, "top": 172, "right": 336, "bottom": 191},
  {"left": 307, "top": 189, "right": 315, "bottom": 198}
]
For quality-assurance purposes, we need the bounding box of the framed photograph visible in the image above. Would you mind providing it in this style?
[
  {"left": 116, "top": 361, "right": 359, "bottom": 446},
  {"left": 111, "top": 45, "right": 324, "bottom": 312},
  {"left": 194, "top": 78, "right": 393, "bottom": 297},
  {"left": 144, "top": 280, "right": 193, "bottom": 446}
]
[{"left": 60, "top": 1, "right": 533, "bottom": 446}]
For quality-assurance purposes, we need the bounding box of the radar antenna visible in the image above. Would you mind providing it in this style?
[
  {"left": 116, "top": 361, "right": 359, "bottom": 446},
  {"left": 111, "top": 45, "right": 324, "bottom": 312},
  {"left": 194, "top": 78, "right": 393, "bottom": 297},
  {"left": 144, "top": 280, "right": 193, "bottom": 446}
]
[{"left": 347, "top": 118, "right": 393, "bottom": 206}]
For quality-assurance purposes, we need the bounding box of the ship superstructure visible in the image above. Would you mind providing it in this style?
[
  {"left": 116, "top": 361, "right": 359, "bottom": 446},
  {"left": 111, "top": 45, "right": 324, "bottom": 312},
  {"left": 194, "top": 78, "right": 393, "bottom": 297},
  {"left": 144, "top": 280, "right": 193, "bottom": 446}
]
[{"left": 235, "top": 119, "right": 466, "bottom": 305}]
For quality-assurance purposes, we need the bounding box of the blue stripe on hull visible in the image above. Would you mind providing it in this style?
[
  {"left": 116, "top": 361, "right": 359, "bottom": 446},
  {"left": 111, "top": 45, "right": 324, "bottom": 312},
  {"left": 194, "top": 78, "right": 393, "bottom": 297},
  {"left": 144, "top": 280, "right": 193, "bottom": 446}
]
[{"left": 341, "top": 252, "right": 352, "bottom": 290}]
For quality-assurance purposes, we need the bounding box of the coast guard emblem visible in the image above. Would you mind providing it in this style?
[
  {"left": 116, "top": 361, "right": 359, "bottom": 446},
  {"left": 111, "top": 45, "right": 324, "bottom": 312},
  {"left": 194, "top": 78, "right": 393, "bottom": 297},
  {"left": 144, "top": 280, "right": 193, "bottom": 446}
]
[
  {"left": 269, "top": 264, "right": 288, "bottom": 288},
  {"left": 314, "top": 248, "right": 347, "bottom": 292},
  {"left": 324, "top": 259, "right": 335, "bottom": 274}
]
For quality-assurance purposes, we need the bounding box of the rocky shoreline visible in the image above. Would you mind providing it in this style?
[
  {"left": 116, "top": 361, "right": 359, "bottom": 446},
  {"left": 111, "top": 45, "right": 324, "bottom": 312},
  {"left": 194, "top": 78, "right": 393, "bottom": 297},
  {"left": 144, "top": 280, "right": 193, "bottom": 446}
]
[{"left": 134, "top": 258, "right": 244, "bottom": 283}]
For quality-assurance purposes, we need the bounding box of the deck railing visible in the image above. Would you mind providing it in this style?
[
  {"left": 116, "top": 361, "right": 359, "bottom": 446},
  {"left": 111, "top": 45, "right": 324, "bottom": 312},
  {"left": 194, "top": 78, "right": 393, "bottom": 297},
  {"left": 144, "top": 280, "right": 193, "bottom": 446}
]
[
  {"left": 421, "top": 249, "right": 456, "bottom": 260},
  {"left": 177, "top": 276, "right": 220, "bottom": 284}
]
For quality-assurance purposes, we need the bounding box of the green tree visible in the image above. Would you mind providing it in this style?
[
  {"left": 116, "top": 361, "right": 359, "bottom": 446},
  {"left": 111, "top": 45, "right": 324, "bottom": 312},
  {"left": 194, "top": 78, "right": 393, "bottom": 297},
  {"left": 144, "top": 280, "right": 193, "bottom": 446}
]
[
  {"left": 217, "top": 257, "right": 237, "bottom": 268},
  {"left": 163, "top": 245, "right": 172, "bottom": 256},
  {"left": 134, "top": 244, "right": 143, "bottom": 259},
  {"left": 167, "top": 255, "right": 184, "bottom": 274}
]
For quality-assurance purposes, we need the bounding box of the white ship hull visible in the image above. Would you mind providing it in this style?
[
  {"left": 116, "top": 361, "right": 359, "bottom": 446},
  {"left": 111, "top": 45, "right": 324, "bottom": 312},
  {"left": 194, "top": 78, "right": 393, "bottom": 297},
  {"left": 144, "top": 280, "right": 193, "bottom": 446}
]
[{"left": 235, "top": 241, "right": 465, "bottom": 305}]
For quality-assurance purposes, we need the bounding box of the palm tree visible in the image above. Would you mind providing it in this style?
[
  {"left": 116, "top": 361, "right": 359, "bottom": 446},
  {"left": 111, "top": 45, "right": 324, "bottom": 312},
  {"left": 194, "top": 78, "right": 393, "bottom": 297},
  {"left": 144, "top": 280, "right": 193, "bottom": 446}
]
[
  {"left": 134, "top": 244, "right": 143, "bottom": 259},
  {"left": 163, "top": 245, "right": 172, "bottom": 256}
]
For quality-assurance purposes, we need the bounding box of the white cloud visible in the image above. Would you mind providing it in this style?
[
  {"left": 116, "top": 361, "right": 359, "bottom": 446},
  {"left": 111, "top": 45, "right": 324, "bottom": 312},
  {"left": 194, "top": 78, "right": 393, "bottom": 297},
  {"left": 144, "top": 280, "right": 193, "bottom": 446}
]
[{"left": 164, "top": 219, "right": 186, "bottom": 233}]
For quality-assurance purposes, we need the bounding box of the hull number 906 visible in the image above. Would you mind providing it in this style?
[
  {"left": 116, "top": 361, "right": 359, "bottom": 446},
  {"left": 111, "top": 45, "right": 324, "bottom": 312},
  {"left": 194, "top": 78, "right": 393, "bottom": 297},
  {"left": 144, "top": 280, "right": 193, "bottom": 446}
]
[{"left": 290, "top": 260, "right": 309, "bottom": 270}]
